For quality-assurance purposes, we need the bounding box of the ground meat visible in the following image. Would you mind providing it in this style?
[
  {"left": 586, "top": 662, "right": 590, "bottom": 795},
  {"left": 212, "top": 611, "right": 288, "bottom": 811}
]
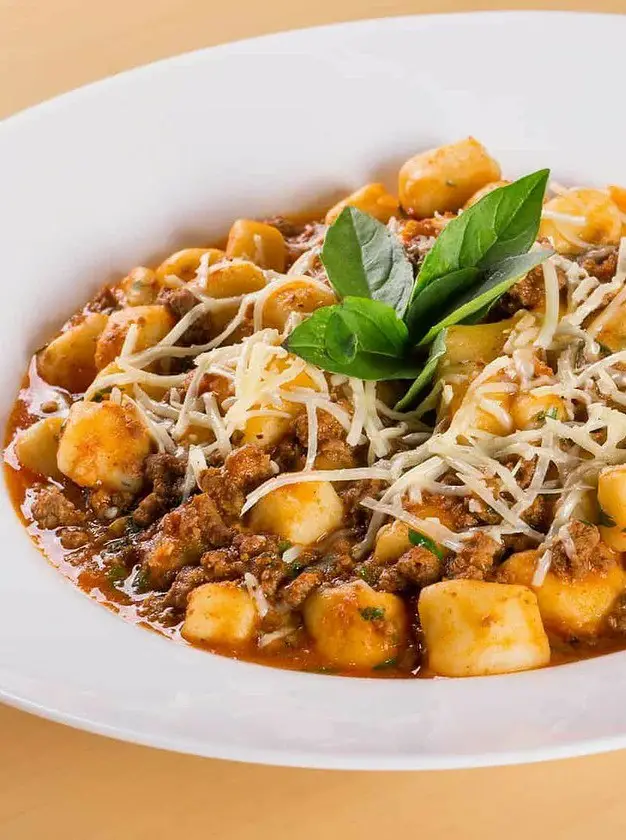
[
  {"left": 522, "top": 495, "right": 554, "bottom": 533},
  {"left": 550, "top": 520, "right": 615, "bottom": 580},
  {"left": 496, "top": 264, "right": 566, "bottom": 316},
  {"left": 293, "top": 409, "right": 345, "bottom": 446},
  {"left": 163, "top": 565, "right": 208, "bottom": 610},
  {"left": 262, "top": 215, "right": 305, "bottom": 239},
  {"left": 415, "top": 490, "right": 481, "bottom": 531},
  {"left": 198, "top": 445, "right": 272, "bottom": 521},
  {"left": 282, "top": 222, "right": 325, "bottom": 265},
  {"left": 232, "top": 532, "right": 280, "bottom": 560},
  {"left": 340, "top": 480, "right": 386, "bottom": 528},
  {"left": 579, "top": 249, "right": 617, "bottom": 282},
  {"left": 444, "top": 533, "right": 501, "bottom": 580},
  {"left": 271, "top": 436, "right": 305, "bottom": 472},
  {"left": 292, "top": 408, "right": 356, "bottom": 469},
  {"left": 377, "top": 546, "right": 443, "bottom": 593},
  {"left": 315, "top": 439, "right": 356, "bottom": 470},
  {"left": 132, "top": 453, "right": 186, "bottom": 527},
  {"left": 606, "top": 593, "right": 626, "bottom": 635},
  {"left": 87, "top": 286, "right": 118, "bottom": 314},
  {"left": 398, "top": 218, "right": 442, "bottom": 268},
  {"left": 225, "top": 444, "right": 273, "bottom": 489},
  {"left": 194, "top": 371, "right": 233, "bottom": 405},
  {"left": 58, "top": 527, "right": 91, "bottom": 549},
  {"left": 142, "top": 493, "right": 233, "bottom": 588},
  {"left": 282, "top": 569, "right": 325, "bottom": 607},
  {"left": 201, "top": 548, "right": 246, "bottom": 581},
  {"left": 88, "top": 488, "right": 135, "bottom": 521},
  {"left": 31, "top": 487, "right": 86, "bottom": 530},
  {"left": 158, "top": 287, "right": 213, "bottom": 345}
]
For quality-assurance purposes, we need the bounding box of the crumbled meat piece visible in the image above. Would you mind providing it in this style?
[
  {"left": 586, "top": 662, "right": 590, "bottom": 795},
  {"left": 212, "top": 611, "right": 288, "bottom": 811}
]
[
  {"left": 89, "top": 488, "right": 134, "bottom": 521},
  {"left": 398, "top": 218, "right": 442, "bottom": 268},
  {"left": 158, "top": 287, "right": 213, "bottom": 344},
  {"left": 315, "top": 439, "right": 355, "bottom": 470},
  {"left": 522, "top": 494, "right": 554, "bottom": 533},
  {"left": 262, "top": 215, "right": 305, "bottom": 239},
  {"left": 501, "top": 532, "right": 538, "bottom": 554},
  {"left": 606, "top": 593, "right": 626, "bottom": 635},
  {"left": 232, "top": 532, "right": 279, "bottom": 560},
  {"left": 550, "top": 520, "right": 615, "bottom": 580},
  {"left": 58, "top": 528, "right": 90, "bottom": 549},
  {"left": 225, "top": 444, "right": 273, "bottom": 490},
  {"left": 414, "top": 490, "right": 480, "bottom": 531},
  {"left": 340, "top": 480, "right": 386, "bottom": 528},
  {"left": 142, "top": 493, "right": 232, "bottom": 588},
  {"left": 87, "top": 286, "right": 118, "bottom": 314},
  {"left": 377, "top": 546, "right": 442, "bottom": 592},
  {"left": 31, "top": 487, "right": 86, "bottom": 530},
  {"left": 293, "top": 409, "right": 345, "bottom": 446},
  {"left": 444, "top": 533, "right": 500, "bottom": 580},
  {"left": 496, "top": 265, "right": 566, "bottom": 315},
  {"left": 198, "top": 445, "right": 273, "bottom": 521},
  {"left": 579, "top": 249, "right": 617, "bottom": 282},
  {"left": 164, "top": 565, "right": 208, "bottom": 610},
  {"left": 282, "top": 569, "right": 325, "bottom": 607},
  {"left": 132, "top": 453, "right": 186, "bottom": 527},
  {"left": 270, "top": 436, "right": 304, "bottom": 472},
  {"left": 201, "top": 548, "right": 246, "bottom": 581},
  {"left": 193, "top": 371, "right": 233, "bottom": 405},
  {"left": 283, "top": 222, "right": 325, "bottom": 265}
]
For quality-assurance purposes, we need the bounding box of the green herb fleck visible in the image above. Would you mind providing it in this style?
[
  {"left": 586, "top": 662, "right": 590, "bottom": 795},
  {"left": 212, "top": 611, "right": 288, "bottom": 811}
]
[
  {"left": 408, "top": 529, "right": 444, "bottom": 559},
  {"left": 133, "top": 567, "right": 150, "bottom": 592},
  {"left": 357, "top": 566, "right": 376, "bottom": 584},
  {"left": 360, "top": 606, "right": 386, "bottom": 621},
  {"left": 373, "top": 657, "right": 398, "bottom": 671},
  {"left": 92, "top": 386, "right": 112, "bottom": 403},
  {"left": 107, "top": 564, "right": 128, "bottom": 584},
  {"left": 598, "top": 507, "right": 617, "bottom": 528},
  {"left": 277, "top": 539, "right": 292, "bottom": 554},
  {"left": 534, "top": 406, "right": 559, "bottom": 423}
]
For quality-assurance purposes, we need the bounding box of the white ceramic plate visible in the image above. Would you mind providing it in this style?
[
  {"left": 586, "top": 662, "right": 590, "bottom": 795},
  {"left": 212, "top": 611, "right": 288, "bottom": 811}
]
[{"left": 2, "top": 11, "right": 626, "bottom": 770}]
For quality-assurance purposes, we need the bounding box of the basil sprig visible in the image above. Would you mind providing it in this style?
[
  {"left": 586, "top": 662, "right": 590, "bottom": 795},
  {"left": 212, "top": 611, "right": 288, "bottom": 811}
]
[
  {"left": 285, "top": 170, "right": 552, "bottom": 400},
  {"left": 286, "top": 297, "right": 421, "bottom": 380},
  {"left": 321, "top": 207, "right": 413, "bottom": 318}
]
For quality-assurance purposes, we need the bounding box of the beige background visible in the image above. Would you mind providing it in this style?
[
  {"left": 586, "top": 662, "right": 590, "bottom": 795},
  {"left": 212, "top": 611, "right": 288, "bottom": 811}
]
[{"left": 2, "top": 0, "right": 626, "bottom": 837}]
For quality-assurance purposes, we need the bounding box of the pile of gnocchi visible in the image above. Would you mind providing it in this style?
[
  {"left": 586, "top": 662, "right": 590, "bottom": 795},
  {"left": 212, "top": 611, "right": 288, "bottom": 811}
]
[{"left": 6, "top": 136, "right": 626, "bottom": 679}]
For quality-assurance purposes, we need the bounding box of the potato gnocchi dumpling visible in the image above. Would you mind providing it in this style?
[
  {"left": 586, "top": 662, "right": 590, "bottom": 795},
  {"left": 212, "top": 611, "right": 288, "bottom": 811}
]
[
  {"left": 94, "top": 305, "right": 175, "bottom": 370},
  {"left": 249, "top": 481, "right": 343, "bottom": 545},
  {"left": 500, "top": 551, "right": 626, "bottom": 638},
  {"left": 419, "top": 580, "right": 550, "bottom": 677},
  {"left": 541, "top": 189, "right": 622, "bottom": 254},
  {"left": 399, "top": 136, "right": 501, "bottom": 218},
  {"left": 304, "top": 581, "right": 408, "bottom": 669},
  {"left": 226, "top": 220, "right": 286, "bottom": 272},
  {"left": 14, "top": 416, "right": 65, "bottom": 479},
  {"left": 57, "top": 400, "right": 152, "bottom": 492},
  {"left": 182, "top": 583, "right": 258, "bottom": 646},
  {"left": 325, "top": 183, "right": 399, "bottom": 225},
  {"left": 37, "top": 312, "right": 108, "bottom": 392}
]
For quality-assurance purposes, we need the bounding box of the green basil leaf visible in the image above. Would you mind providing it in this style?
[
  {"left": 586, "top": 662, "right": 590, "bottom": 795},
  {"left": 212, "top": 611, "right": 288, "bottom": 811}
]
[
  {"left": 406, "top": 170, "right": 549, "bottom": 331},
  {"left": 417, "top": 250, "right": 552, "bottom": 346},
  {"left": 321, "top": 207, "right": 414, "bottom": 317},
  {"left": 394, "top": 329, "right": 448, "bottom": 411},
  {"left": 285, "top": 298, "right": 421, "bottom": 380},
  {"left": 403, "top": 267, "right": 480, "bottom": 341}
]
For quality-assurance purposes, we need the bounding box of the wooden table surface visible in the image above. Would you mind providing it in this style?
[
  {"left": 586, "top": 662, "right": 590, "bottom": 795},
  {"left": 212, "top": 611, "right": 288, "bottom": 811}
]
[{"left": 2, "top": 0, "right": 626, "bottom": 837}]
